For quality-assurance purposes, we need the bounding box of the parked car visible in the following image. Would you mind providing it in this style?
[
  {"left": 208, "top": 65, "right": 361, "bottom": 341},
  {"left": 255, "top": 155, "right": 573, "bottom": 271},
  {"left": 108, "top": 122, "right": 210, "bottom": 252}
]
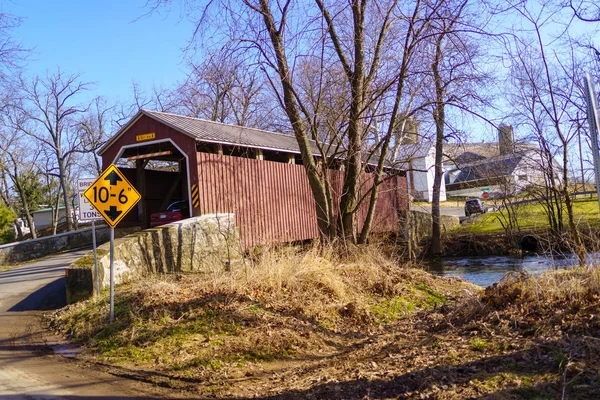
[
  {"left": 464, "top": 199, "right": 484, "bottom": 217},
  {"left": 150, "top": 200, "right": 190, "bottom": 227}
]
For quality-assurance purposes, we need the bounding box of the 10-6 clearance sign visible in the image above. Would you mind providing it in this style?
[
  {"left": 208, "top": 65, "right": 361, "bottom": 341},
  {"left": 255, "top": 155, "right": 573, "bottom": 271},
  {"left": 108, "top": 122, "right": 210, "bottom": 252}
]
[{"left": 83, "top": 165, "right": 141, "bottom": 228}]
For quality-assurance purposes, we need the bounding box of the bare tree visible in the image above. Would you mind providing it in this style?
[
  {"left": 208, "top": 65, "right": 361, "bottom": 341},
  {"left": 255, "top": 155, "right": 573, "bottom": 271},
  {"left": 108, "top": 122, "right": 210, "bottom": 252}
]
[
  {"left": 38, "top": 148, "right": 64, "bottom": 235},
  {"left": 115, "top": 81, "right": 176, "bottom": 128},
  {"left": 504, "top": 1, "right": 586, "bottom": 264},
  {"left": 171, "top": 52, "right": 280, "bottom": 130},
  {"left": 566, "top": 0, "right": 600, "bottom": 22},
  {"left": 0, "top": 12, "right": 28, "bottom": 81},
  {"left": 147, "top": 0, "right": 459, "bottom": 244},
  {"left": 11, "top": 69, "right": 91, "bottom": 232},
  {"left": 423, "top": 0, "right": 492, "bottom": 255},
  {"left": 78, "top": 97, "right": 115, "bottom": 175},
  {"left": 0, "top": 127, "right": 41, "bottom": 238}
]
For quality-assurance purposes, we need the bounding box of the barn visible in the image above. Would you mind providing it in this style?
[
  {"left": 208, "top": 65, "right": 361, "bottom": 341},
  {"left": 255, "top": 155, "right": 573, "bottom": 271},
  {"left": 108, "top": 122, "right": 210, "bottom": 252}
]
[{"left": 98, "top": 110, "right": 409, "bottom": 247}]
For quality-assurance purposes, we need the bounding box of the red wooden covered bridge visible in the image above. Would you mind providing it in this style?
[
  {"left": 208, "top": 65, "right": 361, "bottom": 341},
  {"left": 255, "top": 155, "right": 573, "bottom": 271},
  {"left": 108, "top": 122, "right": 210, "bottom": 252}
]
[{"left": 98, "top": 110, "right": 409, "bottom": 247}]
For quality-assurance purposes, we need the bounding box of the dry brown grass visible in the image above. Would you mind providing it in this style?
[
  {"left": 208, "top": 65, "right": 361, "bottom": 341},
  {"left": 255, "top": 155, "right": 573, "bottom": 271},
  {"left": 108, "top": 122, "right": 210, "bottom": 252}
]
[
  {"left": 48, "top": 246, "right": 600, "bottom": 398},
  {"left": 429, "top": 266, "right": 600, "bottom": 399},
  {"left": 49, "top": 243, "right": 478, "bottom": 393},
  {"left": 444, "top": 266, "right": 600, "bottom": 333}
]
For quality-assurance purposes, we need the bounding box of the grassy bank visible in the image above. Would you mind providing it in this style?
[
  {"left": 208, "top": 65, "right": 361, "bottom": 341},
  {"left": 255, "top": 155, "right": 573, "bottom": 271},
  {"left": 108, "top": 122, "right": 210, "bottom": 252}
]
[
  {"left": 49, "top": 245, "right": 476, "bottom": 396},
  {"left": 48, "top": 244, "right": 600, "bottom": 398},
  {"left": 459, "top": 197, "right": 600, "bottom": 234},
  {"left": 436, "top": 197, "right": 600, "bottom": 256}
]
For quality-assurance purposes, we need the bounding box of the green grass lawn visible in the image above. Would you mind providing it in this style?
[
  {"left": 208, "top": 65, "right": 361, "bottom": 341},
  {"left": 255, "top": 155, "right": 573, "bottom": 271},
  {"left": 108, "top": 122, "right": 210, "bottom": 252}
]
[{"left": 456, "top": 197, "right": 600, "bottom": 234}]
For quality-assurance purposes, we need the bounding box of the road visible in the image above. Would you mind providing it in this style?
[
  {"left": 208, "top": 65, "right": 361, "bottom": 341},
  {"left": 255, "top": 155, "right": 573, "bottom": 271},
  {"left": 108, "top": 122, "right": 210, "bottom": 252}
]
[
  {"left": 410, "top": 203, "right": 465, "bottom": 218},
  {"left": 0, "top": 248, "right": 186, "bottom": 400}
]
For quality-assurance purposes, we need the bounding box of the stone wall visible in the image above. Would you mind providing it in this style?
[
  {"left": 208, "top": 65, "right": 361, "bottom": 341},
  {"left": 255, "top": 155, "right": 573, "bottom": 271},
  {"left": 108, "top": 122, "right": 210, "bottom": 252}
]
[
  {"left": 66, "top": 214, "right": 240, "bottom": 303},
  {"left": 400, "top": 210, "right": 460, "bottom": 243},
  {"left": 0, "top": 226, "right": 111, "bottom": 265}
]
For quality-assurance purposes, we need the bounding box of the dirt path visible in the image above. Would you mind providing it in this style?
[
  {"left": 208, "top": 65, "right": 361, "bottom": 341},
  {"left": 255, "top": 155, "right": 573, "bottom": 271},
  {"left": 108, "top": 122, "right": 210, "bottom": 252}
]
[{"left": 0, "top": 249, "right": 187, "bottom": 400}]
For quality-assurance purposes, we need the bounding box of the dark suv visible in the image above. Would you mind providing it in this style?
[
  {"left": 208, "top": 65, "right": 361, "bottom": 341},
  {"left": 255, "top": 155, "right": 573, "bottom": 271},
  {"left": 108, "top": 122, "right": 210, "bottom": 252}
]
[{"left": 464, "top": 199, "right": 484, "bottom": 217}]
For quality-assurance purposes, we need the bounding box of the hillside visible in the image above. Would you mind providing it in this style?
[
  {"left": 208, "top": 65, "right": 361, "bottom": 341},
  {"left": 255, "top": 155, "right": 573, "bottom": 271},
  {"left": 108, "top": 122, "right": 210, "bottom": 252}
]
[{"left": 48, "top": 245, "right": 599, "bottom": 399}]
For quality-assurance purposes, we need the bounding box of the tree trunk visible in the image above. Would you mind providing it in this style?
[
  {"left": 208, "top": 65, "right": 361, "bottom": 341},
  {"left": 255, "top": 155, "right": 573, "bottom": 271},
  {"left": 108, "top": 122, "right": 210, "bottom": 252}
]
[
  {"left": 430, "top": 35, "right": 445, "bottom": 256},
  {"left": 359, "top": 81, "right": 405, "bottom": 244},
  {"left": 430, "top": 115, "right": 445, "bottom": 256},
  {"left": 13, "top": 179, "right": 36, "bottom": 239},
  {"left": 57, "top": 156, "right": 73, "bottom": 231},
  {"left": 338, "top": 0, "right": 366, "bottom": 243},
  {"left": 51, "top": 205, "right": 58, "bottom": 235},
  {"left": 23, "top": 211, "right": 36, "bottom": 239},
  {"left": 339, "top": 138, "right": 360, "bottom": 242},
  {"left": 12, "top": 219, "right": 22, "bottom": 239},
  {"left": 562, "top": 145, "right": 586, "bottom": 266},
  {"left": 259, "top": 0, "right": 336, "bottom": 240}
]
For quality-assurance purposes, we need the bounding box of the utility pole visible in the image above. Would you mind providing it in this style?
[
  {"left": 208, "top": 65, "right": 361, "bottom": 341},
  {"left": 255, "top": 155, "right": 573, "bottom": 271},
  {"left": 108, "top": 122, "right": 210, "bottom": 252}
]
[
  {"left": 583, "top": 72, "right": 600, "bottom": 210},
  {"left": 577, "top": 115, "right": 586, "bottom": 193}
]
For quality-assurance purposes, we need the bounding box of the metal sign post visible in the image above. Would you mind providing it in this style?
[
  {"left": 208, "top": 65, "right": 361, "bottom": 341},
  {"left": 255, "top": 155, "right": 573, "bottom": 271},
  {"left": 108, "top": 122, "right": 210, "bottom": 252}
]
[
  {"left": 83, "top": 165, "right": 141, "bottom": 323},
  {"left": 109, "top": 227, "right": 115, "bottom": 322},
  {"left": 92, "top": 220, "right": 99, "bottom": 296},
  {"left": 583, "top": 72, "right": 600, "bottom": 210}
]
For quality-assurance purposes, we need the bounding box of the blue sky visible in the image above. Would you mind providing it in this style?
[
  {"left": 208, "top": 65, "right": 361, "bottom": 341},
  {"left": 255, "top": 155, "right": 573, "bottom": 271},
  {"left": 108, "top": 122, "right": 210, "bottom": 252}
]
[{"left": 6, "top": 0, "right": 194, "bottom": 103}]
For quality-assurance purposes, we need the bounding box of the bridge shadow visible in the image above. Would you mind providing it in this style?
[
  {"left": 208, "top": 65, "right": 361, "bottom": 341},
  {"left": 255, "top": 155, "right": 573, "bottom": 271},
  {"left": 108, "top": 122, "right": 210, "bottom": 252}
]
[
  {"left": 7, "top": 277, "right": 66, "bottom": 311},
  {"left": 0, "top": 397, "right": 189, "bottom": 400}
]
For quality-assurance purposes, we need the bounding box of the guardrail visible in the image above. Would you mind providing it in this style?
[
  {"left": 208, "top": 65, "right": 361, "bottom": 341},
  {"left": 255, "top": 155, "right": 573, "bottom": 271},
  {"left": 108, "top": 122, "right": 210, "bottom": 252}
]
[
  {"left": 0, "top": 226, "right": 111, "bottom": 265},
  {"left": 572, "top": 191, "right": 596, "bottom": 199}
]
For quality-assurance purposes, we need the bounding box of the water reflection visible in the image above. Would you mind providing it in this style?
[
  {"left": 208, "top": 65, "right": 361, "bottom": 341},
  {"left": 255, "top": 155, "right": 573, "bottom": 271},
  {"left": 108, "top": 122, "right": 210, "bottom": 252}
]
[{"left": 427, "top": 253, "right": 597, "bottom": 287}]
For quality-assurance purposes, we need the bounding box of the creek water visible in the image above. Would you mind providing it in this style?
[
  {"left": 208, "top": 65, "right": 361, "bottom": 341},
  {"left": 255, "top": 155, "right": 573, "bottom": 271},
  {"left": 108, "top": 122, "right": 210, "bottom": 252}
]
[{"left": 426, "top": 253, "right": 596, "bottom": 287}]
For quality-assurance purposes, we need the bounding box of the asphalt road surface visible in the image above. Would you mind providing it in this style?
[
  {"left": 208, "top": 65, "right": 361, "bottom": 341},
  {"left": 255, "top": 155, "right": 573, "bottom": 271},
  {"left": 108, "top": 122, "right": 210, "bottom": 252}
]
[
  {"left": 0, "top": 248, "right": 186, "bottom": 400},
  {"left": 410, "top": 203, "right": 465, "bottom": 218}
]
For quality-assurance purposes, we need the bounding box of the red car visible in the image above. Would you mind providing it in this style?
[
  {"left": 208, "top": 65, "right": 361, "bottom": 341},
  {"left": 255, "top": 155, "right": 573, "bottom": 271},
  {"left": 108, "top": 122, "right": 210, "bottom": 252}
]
[{"left": 150, "top": 200, "right": 190, "bottom": 227}]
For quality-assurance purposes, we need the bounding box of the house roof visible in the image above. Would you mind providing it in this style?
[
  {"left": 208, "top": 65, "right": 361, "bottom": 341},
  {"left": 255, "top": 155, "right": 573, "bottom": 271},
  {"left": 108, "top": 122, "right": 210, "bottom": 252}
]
[
  {"left": 444, "top": 141, "right": 537, "bottom": 164},
  {"left": 455, "top": 151, "right": 487, "bottom": 166},
  {"left": 31, "top": 206, "right": 65, "bottom": 214},
  {"left": 449, "top": 150, "right": 537, "bottom": 183},
  {"left": 99, "top": 110, "right": 319, "bottom": 156},
  {"left": 444, "top": 143, "right": 498, "bottom": 160},
  {"left": 99, "top": 110, "right": 404, "bottom": 171},
  {"left": 394, "top": 142, "right": 435, "bottom": 160}
]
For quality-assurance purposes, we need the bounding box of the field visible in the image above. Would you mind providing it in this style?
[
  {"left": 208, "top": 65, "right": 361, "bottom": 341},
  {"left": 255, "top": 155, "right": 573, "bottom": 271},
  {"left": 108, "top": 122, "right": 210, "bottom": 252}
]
[{"left": 458, "top": 197, "right": 600, "bottom": 234}]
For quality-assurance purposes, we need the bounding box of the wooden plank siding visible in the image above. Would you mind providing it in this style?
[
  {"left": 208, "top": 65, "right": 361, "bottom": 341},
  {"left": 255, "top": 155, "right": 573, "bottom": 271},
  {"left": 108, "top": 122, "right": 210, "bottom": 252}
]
[{"left": 196, "top": 153, "right": 408, "bottom": 248}]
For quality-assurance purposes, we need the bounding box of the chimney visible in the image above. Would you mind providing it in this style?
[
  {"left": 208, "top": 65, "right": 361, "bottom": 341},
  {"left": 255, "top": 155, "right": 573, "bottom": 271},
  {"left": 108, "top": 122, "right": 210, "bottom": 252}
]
[
  {"left": 498, "top": 123, "right": 514, "bottom": 155},
  {"left": 399, "top": 117, "right": 420, "bottom": 145}
]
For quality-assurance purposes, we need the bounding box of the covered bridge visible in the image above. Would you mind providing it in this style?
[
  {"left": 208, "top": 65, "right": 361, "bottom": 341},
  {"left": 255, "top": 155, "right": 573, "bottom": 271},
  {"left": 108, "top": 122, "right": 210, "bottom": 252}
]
[{"left": 98, "top": 110, "right": 409, "bottom": 247}]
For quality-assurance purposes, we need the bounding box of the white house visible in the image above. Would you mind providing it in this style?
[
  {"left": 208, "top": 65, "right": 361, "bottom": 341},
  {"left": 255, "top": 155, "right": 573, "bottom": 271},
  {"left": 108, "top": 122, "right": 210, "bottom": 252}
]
[
  {"left": 394, "top": 123, "right": 549, "bottom": 201},
  {"left": 444, "top": 147, "right": 546, "bottom": 198},
  {"left": 443, "top": 124, "right": 549, "bottom": 198},
  {"left": 32, "top": 207, "right": 67, "bottom": 230},
  {"left": 395, "top": 142, "right": 447, "bottom": 202}
]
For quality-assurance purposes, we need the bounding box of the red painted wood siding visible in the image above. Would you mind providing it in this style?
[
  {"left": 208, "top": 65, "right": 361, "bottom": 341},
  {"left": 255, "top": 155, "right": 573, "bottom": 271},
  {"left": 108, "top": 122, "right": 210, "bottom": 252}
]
[
  {"left": 101, "top": 114, "right": 199, "bottom": 188},
  {"left": 196, "top": 153, "right": 408, "bottom": 248}
]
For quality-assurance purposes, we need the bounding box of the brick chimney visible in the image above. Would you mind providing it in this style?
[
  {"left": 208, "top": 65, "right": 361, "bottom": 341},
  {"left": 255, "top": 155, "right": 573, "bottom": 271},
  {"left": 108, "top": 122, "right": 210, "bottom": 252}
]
[{"left": 498, "top": 123, "right": 514, "bottom": 155}]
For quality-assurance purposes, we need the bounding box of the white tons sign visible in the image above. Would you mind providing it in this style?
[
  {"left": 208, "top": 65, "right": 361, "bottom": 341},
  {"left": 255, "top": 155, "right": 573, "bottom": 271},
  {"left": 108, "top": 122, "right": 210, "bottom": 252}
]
[{"left": 78, "top": 178, "right": 102, "bottom": 221}]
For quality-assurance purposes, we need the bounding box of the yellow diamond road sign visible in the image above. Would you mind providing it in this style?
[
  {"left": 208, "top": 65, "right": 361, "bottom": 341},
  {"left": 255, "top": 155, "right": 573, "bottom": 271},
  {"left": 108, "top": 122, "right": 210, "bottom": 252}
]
[{"left": 83, "top": 164, "right": 141, "bottom": 228}]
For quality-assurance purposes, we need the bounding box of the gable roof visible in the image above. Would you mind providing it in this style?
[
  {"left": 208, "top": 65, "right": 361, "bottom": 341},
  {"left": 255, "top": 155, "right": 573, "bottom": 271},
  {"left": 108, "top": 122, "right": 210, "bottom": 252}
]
[
  {"left": 455, "top": 151, "right": 487, "bottom": 166},
  {"left": 455, "top": 154, "right": 523, "bottom": 182},
  {"left": 444, "top": 141, "right": 538, "bottom": 162},
  {"left": 447, "top": 149, "right": 542, "bottom": 184},
  {"left": 394, "top": 142, "right": 435, "bottom": 160},
  {"left": 99, "top": 110, "right": 318, "bottom": 156}
]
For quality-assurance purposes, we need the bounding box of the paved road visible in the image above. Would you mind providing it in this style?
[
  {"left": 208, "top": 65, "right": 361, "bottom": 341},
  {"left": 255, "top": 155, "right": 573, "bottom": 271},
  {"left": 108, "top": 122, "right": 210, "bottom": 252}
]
[
  {"left": 410, "top": 203, "right": 465, "bottom": 218},
  {"left": 0, "top": 248, "right": 185, "bottom": 400}
]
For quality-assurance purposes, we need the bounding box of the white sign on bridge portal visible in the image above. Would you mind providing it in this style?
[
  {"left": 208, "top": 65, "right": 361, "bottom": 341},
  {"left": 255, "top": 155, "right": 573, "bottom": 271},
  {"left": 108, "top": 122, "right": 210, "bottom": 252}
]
[{"left": 78, "top": 178, "right": 102, "bottom": 221}]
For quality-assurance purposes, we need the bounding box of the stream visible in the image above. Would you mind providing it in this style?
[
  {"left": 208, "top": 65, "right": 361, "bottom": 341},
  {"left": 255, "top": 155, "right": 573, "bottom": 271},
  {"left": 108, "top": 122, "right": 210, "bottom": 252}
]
[{"left": 426, "top": 253, "right": 597, "bottom": 287}]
